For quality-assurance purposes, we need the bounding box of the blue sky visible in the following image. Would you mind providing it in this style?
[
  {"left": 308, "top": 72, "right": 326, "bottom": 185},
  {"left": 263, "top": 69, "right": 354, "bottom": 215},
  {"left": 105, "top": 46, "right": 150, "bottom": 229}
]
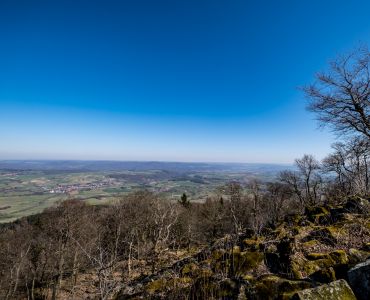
[{"left": 1, "top": 0, "right": 370, "bottom": 163}]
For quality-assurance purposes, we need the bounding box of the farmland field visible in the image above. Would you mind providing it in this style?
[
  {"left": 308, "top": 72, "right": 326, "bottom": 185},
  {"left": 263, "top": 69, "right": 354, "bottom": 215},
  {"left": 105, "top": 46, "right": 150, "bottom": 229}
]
[{"left": 0, "top": 160, "right": 292, "bottom": 223}]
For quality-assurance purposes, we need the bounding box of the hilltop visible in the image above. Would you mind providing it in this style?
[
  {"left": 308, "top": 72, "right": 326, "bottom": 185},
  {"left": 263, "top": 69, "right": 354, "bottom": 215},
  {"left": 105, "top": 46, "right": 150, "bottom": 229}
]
[{"left": 117, "top": 196, "right": 370, "bottom": 300}]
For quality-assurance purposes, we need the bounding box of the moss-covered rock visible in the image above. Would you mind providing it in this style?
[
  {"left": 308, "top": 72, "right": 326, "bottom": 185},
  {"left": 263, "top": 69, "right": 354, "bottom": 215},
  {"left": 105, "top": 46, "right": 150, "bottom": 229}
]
[
  {"left": 348, "top": 248, "right": 370, "bottom": 265},
  {"left": 218, "top": 278, "right": 239, "bottom": 298},
  {"left": 265, "top": 237, "right": 297, "bottom": 276},
  {"left": 180, "top": 262, "right": 200, "bottom": 276},
  {"left": 308, "top": 267, "right": 336, "bottom": 283},
  {"left": 146, "top": 278, "right": 168, "bottom": 294},
  {"left": 329, "top": 250, "right": 349, "bottom": 265},
  {"left": 306, "top": 253, "right": 328, "bottom": 260},
  {"left": 344, "top": 196, "right": 370, "bottom": 214},
  {"left": 227, "top": 251, "right": 264, "bottom": 275},
  {"left": 330, "top": 207, "right": 346, "bottom": 222},
  {"left": 303, "top": 227, "right": 338, "bottom": 246},
  {"left": 292, "top": 254, "right": 336, "bottom": 278},
  {"left": 211, "top": 248, "right": 226, "bottom": 260},
  {"left": 305, "top": 206, "right": 329, "bottom": 216},
  {"left": 301, "top": 239, "right": 321, "bottom": 252},
  {"left": 292, "top": 250, "right": 349, "bottom": 279},
  {"left": 284, "top": 214, "right": 304, "bottom": 226},
  {"left": 251, "top": 275, "right": 313, "bottom": 300},
  {"left": 292, "top": 279, "right": 356, "bottom": 300},
  {"left": 242, "top": 238, "right": 261, "bottom": 252},
  {"left": 305, "top": 206, "right": 331, "bottom": 225}
]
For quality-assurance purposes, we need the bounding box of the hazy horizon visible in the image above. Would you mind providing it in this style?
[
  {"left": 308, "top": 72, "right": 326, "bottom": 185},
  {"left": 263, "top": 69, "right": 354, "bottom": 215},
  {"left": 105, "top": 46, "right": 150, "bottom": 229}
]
[{"left": 0, "top": 158, "right": 293, "bottom": 166}]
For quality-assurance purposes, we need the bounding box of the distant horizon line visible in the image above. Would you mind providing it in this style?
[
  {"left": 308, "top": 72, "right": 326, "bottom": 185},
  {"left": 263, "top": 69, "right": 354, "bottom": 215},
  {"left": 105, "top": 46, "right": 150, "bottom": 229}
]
[{"left": 0, "top": 158, "right": 293, "bottom": 166}]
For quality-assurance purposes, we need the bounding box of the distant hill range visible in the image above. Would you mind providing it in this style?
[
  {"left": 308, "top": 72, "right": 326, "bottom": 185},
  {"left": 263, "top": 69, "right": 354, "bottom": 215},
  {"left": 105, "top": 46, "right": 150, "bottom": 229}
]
[{"left": 0, "top": 160, "right": 293, "bottom": 174}]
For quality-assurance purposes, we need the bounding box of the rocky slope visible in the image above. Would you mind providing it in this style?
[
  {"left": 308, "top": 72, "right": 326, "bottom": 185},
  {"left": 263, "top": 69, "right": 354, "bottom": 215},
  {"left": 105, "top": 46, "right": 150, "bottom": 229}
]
[{"left": 116, "top": 196, "right": 370, "bottom": 299}]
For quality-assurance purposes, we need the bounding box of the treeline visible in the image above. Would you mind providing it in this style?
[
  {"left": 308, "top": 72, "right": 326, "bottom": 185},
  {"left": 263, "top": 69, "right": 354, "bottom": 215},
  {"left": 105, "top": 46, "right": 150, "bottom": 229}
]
[{"left": 0, "top": 47, "right": 369, "bottom": 299}]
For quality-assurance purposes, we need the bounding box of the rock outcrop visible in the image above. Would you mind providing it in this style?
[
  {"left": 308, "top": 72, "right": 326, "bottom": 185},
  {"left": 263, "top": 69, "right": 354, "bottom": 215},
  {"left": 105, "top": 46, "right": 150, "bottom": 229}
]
[
  {"left": 292, "top": 279, "right": 356, "bottom": 300},
  {"left": 116, "top": 197, "right": 370, "bottom": 299}
]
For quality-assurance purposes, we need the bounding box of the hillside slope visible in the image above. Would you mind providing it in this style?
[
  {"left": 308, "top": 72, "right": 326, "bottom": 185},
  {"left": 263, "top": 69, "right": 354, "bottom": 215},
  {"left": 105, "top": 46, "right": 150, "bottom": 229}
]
[{"left": 116, "top": 196, "right": 370, "bottom": 299}]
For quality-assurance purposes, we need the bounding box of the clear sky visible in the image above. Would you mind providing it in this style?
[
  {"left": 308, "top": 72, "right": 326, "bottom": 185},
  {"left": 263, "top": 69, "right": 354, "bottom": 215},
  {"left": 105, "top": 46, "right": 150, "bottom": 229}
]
[{"left": 1, "top": 0, "right": 370, "bottom": 163}]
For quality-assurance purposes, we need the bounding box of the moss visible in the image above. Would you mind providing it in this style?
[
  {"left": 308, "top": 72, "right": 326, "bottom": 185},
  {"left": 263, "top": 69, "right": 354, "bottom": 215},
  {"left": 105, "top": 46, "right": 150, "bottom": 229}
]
[
  {"left": 361, "top": 242, "right": 370, "bottom": 252},
  {"left": 232, "top": 245, "right": 241, "bottom": 253},
  {"left": 229, "top": 251, "right": 264, "bottom": 275},
  {"left": 292, "top": 255, "right": 334, "bottom": 278},
  {"left": 306, "top": 253, "right": 329, "bottom": 260},
  {"left": 302, "top": 239, "right": 320, "bottom": 248},
  {"left": 266, "top": 243, "right": 277, "bottom": 253},
  {"left": 181, "top": 262, "right": 199, "bottom": 276},
  {"left": 278, "top": 279, "right": 313, "bottom": 293},
  {"left": 329, "top": 250, "right": 349, "bottom": 265},
  {"left": 218, "top": 278, "right": 238, "bottom": 298},
  {"left": 242, "top": 274, "right": 255, "bottom": 282},
  {"left": 243, "top": 238, "right": 261, "bottom": 251},
  {"left": 293, "top": 279, "right": 356, "bottom": 299},
  {"left": 166, "top": 277, "right": 193, "bottom": 290},
  {"left": 281, "top": 291, "right": 298, "bottom": 300},
  {"left": 305, "top": 206, "right": 329, "bottom": 216},
  {"left": 303, "top": 227, "right": 338, "bottom": 246},
  {"left": 366, "top": 222, "right": 370, "bottom": 231},
  {"left": 146, "top": 278, "right": 167, "bottom": 294},
  {"left": 312, "top": 213, "right": 331, "bottom": 225},
  {"left": 197, "top": 268, "right": 213, "bottom": 278},
  {"left": 211, "top": 249, "right": 225, "bottom": 260},
  {"left": 348, "top": 248, "right": 370, "bottom": 265},
  {"left": 253, "top": 275, "right": 313, "bottom": 299},
  {"left": 309, "top": 267, "right": 336, "bottom": 283},
  {"left": 253, "top": 275, "right": 282, "bottom": 299},
  {"left": 292, "top": 250, "right": 349, "bottom": 280}
]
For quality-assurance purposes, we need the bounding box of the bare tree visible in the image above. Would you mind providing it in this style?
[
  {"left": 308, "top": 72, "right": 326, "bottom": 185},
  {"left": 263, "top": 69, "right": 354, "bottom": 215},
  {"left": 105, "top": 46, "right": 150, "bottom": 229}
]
[
  {"left": 323, "top": 137, "right": 370, "bottom": 196},
  {"left": 304, "top": 46, "right": 370, "bottom": 139},
  {"left": 295, "top": 154, "right": 322, "bottom": 205},
  {"left": 247, "top": 179, "right": 266, "bottom": 235},
  {"left": 222, "top": 182, "right": 244, "bottom": 235},
  {"left": 279, "top": 170, "right": 304, "bottom": 206},
  {"left": 265, "top": 182, "right": 292, "bottom": 224}
]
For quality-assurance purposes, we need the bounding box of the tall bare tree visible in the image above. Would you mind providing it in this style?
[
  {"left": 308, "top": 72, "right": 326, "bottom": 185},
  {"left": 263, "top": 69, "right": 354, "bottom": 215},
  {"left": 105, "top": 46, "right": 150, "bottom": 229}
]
[{"left": 304, "top": 47, "right": 370, "bottom": 139}]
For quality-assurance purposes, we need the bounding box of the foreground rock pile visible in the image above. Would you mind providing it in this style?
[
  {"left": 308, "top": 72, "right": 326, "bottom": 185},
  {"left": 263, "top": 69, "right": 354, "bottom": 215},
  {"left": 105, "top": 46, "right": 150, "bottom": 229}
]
[{"left": 116, "top": 196, "right": 370, "bottom": 299}]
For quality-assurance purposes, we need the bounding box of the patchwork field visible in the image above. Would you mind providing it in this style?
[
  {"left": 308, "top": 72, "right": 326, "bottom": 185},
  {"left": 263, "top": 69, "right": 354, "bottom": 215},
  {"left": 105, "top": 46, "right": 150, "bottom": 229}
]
[{"left": 0, "top": 161, "right": 291, "bottom": 223}]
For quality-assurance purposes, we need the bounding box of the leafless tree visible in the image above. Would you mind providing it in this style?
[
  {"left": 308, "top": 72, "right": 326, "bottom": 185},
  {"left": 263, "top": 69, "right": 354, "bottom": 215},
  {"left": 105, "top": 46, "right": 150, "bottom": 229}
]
[
  {"left": 323, "top": 137, "right": 370, "bottom": 196},
  {"left": 279, "top": 170, "right": 304, "bottom": 206},
  {"left": 247, "top": 179, "right": 266, "bottom": 235},
  {"left": 304, "top": 46, "right": 370, "bottom": 139},
  {"left": 295, "top": 154, "right": 322, "bottom": 205},
  {"left": 265, "top": 182, "right": 293, "bottom": 224}
]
